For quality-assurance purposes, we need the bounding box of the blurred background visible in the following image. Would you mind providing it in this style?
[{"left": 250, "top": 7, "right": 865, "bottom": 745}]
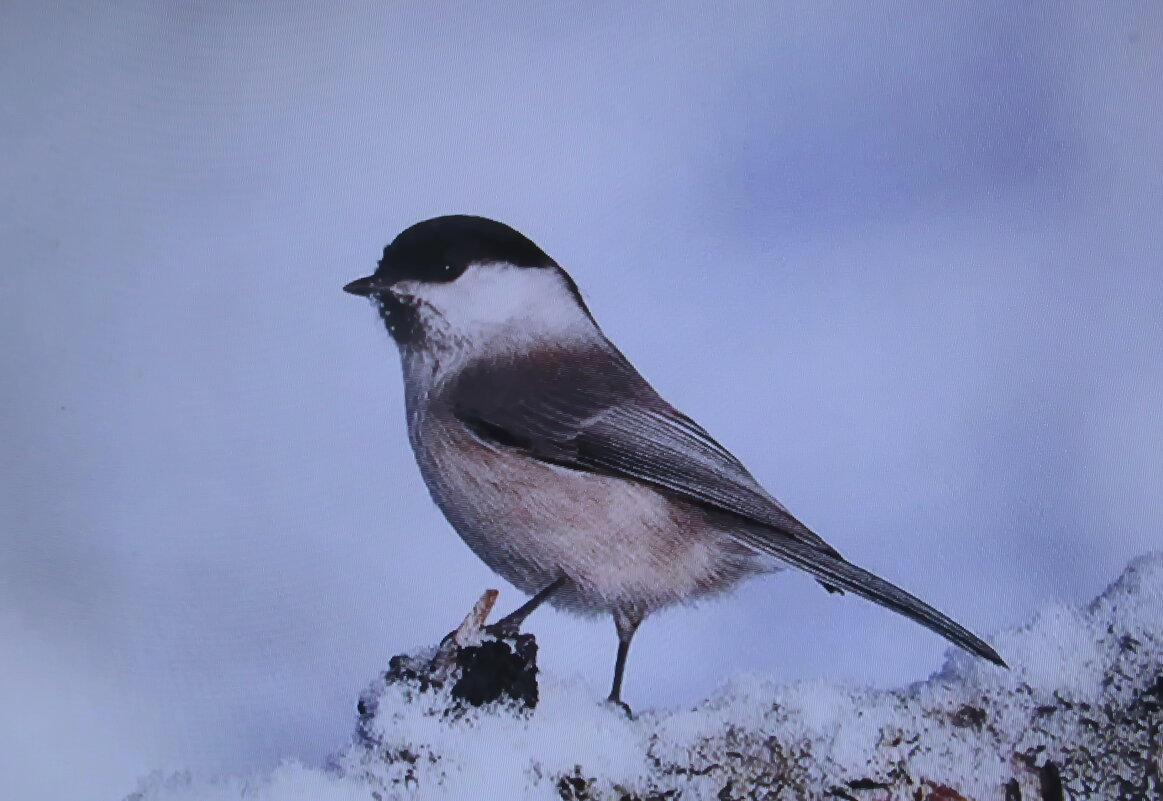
[{"left": 1, "top": 2, "right": 1160, "bottom": 798}]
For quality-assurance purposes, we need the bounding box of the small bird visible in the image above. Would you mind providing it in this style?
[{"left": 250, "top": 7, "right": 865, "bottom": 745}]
[{"left": 344, "top": 215, "right": 1005, "bottom": 707}]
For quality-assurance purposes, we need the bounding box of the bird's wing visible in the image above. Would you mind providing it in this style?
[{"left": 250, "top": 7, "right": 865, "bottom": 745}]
[{"left": 448, "top": 343, "right": 1005, "bottom": 666}]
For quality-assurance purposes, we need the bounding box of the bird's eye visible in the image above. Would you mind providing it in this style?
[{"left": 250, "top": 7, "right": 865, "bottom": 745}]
[{"left": 443, "top": 264, "right": 452, "bottom": 273}]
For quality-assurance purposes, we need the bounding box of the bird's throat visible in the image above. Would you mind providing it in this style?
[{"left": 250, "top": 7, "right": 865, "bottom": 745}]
[{"left": 374, "top": 291, "right": 423, "bottom": 345}]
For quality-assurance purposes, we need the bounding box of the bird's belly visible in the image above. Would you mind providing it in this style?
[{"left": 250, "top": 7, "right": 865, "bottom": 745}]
[{"left": 411, "top": 418, "right": 761, "bottom": 616}]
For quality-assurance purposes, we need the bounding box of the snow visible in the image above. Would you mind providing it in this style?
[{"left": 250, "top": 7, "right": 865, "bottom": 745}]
[{"left": 128, "top": 553, "right": 1163, "bottom": 800}]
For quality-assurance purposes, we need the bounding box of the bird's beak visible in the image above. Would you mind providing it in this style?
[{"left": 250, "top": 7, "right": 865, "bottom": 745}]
[{"left": 343, "top": 274, "right": 393, "bottom": 296}]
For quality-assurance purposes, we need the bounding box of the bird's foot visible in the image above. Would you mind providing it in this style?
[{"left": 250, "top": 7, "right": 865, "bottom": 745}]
[
  {"left": 484, "top": 621, "right": 518, "bottom": 639},
  {"left": 605, "top": 696, "right": 634, "bottom": 719},
  {"left": 484, "top": 616, "right": 523, "bottom": 640}
]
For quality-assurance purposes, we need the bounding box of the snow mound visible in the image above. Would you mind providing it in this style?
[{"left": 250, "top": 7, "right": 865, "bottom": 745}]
[{"left": 128, "top": 553, "right": 1163, "bottom": 801}]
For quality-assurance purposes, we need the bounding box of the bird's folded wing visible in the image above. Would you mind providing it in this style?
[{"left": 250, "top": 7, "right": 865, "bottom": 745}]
[
  {"left": 449, "top": 344, "right": 837, "bottom": 554},
  {"left": 450, "top": 346, "right": 1005, "bottom": 666},
  {"left": 574, "top": 404, "right": 843, "bottom": 558}
]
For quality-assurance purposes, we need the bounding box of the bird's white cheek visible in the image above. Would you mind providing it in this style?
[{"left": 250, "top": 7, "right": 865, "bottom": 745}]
[{"left": 404, "top": 266, "right": 595, "bottom": 345}]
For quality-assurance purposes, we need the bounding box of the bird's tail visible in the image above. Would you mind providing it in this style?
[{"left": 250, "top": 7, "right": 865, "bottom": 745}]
[{"left": 734, "top": 528, "right": 1007, "bottom": 667}]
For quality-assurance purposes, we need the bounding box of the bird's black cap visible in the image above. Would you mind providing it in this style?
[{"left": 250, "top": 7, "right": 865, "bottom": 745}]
[{"left": 343, "top": 215, "right": 557, "bottom": 296}]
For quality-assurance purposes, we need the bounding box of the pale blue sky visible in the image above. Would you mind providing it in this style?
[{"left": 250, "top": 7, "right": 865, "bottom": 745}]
[{"left": 2, "top": 3, "right": 1160, "bottom": 798}]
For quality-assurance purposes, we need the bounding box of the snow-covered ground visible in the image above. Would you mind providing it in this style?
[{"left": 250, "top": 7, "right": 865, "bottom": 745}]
[{"left": 127, "top": 553, "right": 1162, "bottom": 800}]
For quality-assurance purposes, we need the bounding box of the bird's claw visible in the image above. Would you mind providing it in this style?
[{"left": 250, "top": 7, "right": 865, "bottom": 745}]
[
  {"left": 605, "top": 697, "right": 634, "bottom": 718},
  {"left": 484, "top": 618, "right": 521, "bottom": 639}
]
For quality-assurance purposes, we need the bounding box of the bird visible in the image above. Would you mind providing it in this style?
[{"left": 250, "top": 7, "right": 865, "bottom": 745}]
[{"left": 343, "top": 214, "right": 1006, "bottom": 707}]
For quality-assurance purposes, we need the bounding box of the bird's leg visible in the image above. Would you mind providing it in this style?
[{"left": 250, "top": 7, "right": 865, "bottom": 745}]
[
  {"left": 487, "top": 577, "right": 566, "bottom": 637},
  {"left": 608, "top": 639, "right": 633, "bottom": 714},
  {"left": 608, "top": 608, "right": 643, "bottom": 715}
]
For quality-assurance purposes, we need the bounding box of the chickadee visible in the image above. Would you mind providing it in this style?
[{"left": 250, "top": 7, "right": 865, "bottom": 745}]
[{"left": 344, "top": 215, "right": 1005, "bottom": 706}]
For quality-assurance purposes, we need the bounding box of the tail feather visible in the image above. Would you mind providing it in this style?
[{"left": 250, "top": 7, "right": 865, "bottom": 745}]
[{"left": 736, "top": 529, "right": 1007, "bottom": 667}]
